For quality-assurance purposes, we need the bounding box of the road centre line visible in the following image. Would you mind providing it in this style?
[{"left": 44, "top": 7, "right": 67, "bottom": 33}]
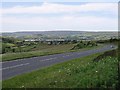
[
  {"left": 40, "top": 57, "right": 57, "bottom": 62},
  {"left": 1, "top": 57, "right": 57, "bottom": 70},
  {"left": 0, "top": 63, "right": 30, "bottom": 71}
]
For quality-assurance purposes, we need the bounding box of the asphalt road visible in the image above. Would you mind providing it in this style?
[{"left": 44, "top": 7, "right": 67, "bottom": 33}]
[{"left": 1, "top": 45, "right": 117, "bottom": 80}]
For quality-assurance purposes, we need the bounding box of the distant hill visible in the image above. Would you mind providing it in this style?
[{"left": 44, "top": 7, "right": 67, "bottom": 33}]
[
  {"left": 1, "top": 31, "right": 118, "bottom": 40},
  {"left": 2, "top": 31, "right": 85, "bottom": 37}
]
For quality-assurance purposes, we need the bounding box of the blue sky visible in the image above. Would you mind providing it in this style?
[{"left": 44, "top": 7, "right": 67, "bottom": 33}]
[{"left": 0, "top": 1, "right": 118, "bottom": 32}]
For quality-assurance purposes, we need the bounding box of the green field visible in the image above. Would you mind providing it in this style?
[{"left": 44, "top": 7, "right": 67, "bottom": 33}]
[
  {"left": 2, "top": 52, "right": 118, "bottom": 88},
  {"left": 1, "top": 43, "right": 102, "bottom": 62}
]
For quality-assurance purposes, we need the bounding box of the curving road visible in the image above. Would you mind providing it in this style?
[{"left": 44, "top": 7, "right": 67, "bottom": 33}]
[{"left": 1, "top": 45, "right": 117, "bottom": 80}]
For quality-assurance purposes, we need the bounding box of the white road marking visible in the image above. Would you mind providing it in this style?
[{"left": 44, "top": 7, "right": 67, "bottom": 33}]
[
  {"left": 1, "top": 57, "right": 57, "bottom": 71},
  {"left": 0, "top": 63, "right": 29, "bottom": 71},
  {"left": 66, "top": 54, "right": 71, "bottom": 56},
  {"left": 40, "top": 57, "right": 57, "bottom": 62}
]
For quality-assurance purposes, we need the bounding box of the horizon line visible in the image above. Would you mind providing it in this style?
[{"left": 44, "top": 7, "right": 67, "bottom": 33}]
[{"left": 1, "top": 30, "right": 118, "bottom": 33}]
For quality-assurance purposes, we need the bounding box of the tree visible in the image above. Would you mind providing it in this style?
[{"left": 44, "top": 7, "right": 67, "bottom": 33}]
[{"left": 72, "top": 40, "right": 77, "bottom": 44}]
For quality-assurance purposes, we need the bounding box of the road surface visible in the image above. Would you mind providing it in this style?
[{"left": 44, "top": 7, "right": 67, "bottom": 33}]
[{"left": 1, "top": 45, "right": 117, "bottom": 80}]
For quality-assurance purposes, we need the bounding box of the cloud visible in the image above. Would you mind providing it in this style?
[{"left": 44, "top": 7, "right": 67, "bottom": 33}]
[
  {"left": 1, "top": 2, "right": 117, "bottom": 15},
  {"left": 1, "top": 2, "right": 118, "bottom": 32},
  {"left": 2, "top": 15, "right": 117, "bottom": 32}
]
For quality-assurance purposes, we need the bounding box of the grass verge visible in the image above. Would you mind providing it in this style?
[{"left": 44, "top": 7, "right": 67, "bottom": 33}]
[
  {"left": 1, "top": 44, "right": 102, "bottom": 62},
  {"left": 2, "top": 53, "right": 118, "bottom": 88}
]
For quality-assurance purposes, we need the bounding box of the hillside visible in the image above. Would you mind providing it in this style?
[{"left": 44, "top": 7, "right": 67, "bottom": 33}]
[{"left": 1, "top": 31, "right": 118, "bottom": 40}]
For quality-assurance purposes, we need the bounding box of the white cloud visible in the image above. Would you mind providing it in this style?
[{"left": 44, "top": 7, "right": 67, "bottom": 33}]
[
  {"left": 1, "top": 3, "right": 118, "bottom": 14},
  {"left": 1, "top": 2, "right": 118, "bottom": 32},
  {"left": 2, "top": 15, "right": 117, "bottom": 32}
]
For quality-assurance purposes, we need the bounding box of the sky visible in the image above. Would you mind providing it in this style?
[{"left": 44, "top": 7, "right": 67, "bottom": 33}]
[{"left": 0, "top": 0, "right": 118, "bottom": 32}]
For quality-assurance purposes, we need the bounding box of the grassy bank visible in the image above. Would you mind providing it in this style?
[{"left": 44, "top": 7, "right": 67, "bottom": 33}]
[
  {"left": 1, "top": 44, "right": 75, "bottom": 61},
  {"left": 1, "top": 44, "right": 102, "bottom": 62},
  {"left": 2, "top": 52, "right": 118, "bottom": 88}
]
